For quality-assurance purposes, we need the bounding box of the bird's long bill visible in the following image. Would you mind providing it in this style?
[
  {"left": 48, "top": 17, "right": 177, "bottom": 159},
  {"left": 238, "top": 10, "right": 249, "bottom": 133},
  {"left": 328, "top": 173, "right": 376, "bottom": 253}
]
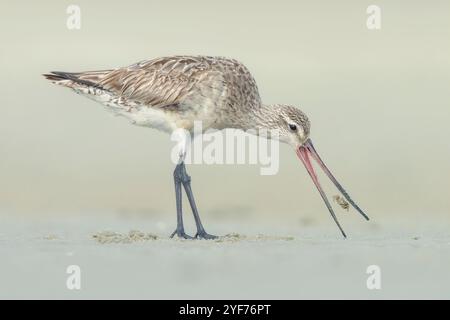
[{"left": 296, "top": 139, "right": 370, "bottom": 238}]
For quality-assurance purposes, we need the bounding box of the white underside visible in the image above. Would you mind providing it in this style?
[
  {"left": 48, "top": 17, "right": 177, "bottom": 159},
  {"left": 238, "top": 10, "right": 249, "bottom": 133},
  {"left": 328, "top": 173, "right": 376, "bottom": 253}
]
[
  {"left": 76, "top": 88, "right": 177, "bottom": 134},
  {"left": 66, "top": 81, "right": 220, "bottom": 135},
  {"left": 114, "top": 106, "right": 177, "bottom": 133}
]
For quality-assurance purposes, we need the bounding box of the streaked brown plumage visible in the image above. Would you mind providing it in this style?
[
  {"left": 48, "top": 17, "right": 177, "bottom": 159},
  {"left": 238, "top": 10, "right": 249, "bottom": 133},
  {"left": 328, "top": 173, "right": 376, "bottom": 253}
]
[
  {"left": 44, "top": 56, "right": 309, "bottom": 137},
  {"left": 44, "top": 55, "right": 368, "bottom": 239}
]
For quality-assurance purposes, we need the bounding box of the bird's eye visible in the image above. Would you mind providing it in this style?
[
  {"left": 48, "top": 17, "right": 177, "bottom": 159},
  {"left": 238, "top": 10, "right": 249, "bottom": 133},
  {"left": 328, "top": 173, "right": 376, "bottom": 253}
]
[{"left": 289, "top": 124, "right": 297, "bottom": 131}]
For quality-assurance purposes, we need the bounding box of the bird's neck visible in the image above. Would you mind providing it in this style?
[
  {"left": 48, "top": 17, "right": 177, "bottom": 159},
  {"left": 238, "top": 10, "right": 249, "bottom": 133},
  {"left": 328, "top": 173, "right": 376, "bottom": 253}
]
[{"left": 234, "top": 104, "right": 280, "bottom": 132}]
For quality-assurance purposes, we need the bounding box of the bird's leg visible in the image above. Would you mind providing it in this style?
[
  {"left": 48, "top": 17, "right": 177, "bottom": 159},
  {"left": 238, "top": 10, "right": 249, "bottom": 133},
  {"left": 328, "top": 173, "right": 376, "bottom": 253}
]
[
  {"left": 170, "top": 163, "right": 194, "bottom": 239},
  {"left": 178, "top": 163, "right": 218, "bottom": 240}
]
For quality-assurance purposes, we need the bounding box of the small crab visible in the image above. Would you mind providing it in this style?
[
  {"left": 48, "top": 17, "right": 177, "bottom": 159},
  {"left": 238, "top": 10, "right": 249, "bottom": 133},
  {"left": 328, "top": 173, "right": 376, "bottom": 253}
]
[{"left": 333, "top": 195, "right": 349, "bottom": 211}]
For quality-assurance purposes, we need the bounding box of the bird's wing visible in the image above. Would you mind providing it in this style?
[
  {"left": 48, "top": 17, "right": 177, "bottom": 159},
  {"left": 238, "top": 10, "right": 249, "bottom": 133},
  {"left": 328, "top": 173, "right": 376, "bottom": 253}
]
[{"left": 97, "top": 56, "right": 218, "bottom": 108}]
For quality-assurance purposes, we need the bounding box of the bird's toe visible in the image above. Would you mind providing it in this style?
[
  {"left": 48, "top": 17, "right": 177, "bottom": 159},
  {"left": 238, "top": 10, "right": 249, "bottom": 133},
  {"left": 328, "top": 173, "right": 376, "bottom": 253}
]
[
  {"left": 170, "top": 229, "right": 194, "bottom": 240},
  {"left": 195, "top": 231, "right": 219, "bottom": 240}
]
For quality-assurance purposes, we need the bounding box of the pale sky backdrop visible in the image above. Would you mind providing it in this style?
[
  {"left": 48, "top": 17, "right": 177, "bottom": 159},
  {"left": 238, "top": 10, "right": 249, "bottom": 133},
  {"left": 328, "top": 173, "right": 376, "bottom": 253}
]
[{"left": 1, "top": 0, "right": 449, "bottom": 226}]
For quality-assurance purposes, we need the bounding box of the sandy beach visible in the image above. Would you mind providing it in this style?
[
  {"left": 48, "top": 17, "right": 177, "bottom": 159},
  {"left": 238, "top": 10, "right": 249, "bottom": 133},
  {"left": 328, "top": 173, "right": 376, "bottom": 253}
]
[
  {"left": 1, "top": 0, "right": 449, "bottom": 300},
  {"left": 1, "top": 211, "right": 449, "bottom": 299}
]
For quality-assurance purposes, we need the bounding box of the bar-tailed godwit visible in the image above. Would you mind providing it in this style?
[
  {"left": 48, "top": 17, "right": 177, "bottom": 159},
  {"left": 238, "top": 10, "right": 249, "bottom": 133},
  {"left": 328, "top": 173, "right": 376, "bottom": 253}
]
[{"left": 44, "top": 55, "right": 368, "bottom": 239}]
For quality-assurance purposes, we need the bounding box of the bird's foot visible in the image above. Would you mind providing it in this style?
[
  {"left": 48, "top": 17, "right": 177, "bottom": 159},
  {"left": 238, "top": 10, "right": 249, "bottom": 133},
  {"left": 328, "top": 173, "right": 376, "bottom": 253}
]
[
  {"left": 170, "top": 229, "right": 194, "bottom": 240},
  {"left": 195, "top": 230, "right": 219, "bottom": 240}
]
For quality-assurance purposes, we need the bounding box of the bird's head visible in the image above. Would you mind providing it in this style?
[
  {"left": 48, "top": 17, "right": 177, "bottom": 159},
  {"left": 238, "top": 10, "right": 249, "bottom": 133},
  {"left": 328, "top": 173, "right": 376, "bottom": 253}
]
[
  {"left": 270, "top": 104, "right": 369, "bottom": 238},
  {"left": 273, "top": 104, "right": 311, "bottom": 147}
]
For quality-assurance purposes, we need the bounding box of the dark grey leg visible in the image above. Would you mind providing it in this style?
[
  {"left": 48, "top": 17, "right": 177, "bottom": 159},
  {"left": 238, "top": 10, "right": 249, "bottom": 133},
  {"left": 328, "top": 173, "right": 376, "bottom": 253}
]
[
  {"left": 176, "top": 162, "right": 218, "bottom": 240},
  {"left": 170, "top": 163, "right": 194, "bottom": 239}
]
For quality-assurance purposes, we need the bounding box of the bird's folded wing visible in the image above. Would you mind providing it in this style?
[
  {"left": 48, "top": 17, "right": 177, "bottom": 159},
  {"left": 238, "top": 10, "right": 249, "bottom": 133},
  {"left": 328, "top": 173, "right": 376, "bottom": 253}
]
[{"left": 96, "top": 56, "right": 217, "bottom": 108}]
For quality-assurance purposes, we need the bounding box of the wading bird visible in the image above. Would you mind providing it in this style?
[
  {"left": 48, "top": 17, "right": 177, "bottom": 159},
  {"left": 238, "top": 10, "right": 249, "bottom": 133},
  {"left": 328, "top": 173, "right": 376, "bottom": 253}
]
[{"left": 44, "top": 55, "right": 368, "bottom": 239}]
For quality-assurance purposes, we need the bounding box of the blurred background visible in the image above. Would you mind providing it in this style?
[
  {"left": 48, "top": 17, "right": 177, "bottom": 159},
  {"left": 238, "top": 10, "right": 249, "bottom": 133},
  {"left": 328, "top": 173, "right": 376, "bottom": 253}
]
[
  {"left": 0, "top": 0, "right": 449, "bottom": 226},
  {"left": 1, "top": 0, "right": 450, "bottom": 300}
]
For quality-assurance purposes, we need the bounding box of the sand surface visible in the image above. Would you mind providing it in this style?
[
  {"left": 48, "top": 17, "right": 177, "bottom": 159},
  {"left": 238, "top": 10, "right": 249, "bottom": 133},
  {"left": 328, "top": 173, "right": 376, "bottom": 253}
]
[{"left": 0, "top": 213, "right": 449, "bottom": 299}]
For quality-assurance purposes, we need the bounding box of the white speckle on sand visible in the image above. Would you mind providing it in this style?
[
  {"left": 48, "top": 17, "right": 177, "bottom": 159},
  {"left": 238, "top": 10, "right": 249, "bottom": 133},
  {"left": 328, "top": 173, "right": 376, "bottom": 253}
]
[
  {"left": 215, "top": 233, "right": 294, "bottom": 242},
  {"left": 43, "top": 234, "right": 59, "bottom": 240}
]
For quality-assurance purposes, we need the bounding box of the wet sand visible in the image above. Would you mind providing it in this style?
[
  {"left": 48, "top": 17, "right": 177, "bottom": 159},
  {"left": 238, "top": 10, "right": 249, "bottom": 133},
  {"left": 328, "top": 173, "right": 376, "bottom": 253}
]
[{"left": 0, "top": 213, "right": 449, "bottom": 299}]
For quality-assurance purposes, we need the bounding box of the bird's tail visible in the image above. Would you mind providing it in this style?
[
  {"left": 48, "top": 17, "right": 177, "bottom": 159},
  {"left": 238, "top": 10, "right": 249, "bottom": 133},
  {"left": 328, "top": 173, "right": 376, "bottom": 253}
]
[{"left": 43, "top": 70, "right": 111, "bottom": 90}]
